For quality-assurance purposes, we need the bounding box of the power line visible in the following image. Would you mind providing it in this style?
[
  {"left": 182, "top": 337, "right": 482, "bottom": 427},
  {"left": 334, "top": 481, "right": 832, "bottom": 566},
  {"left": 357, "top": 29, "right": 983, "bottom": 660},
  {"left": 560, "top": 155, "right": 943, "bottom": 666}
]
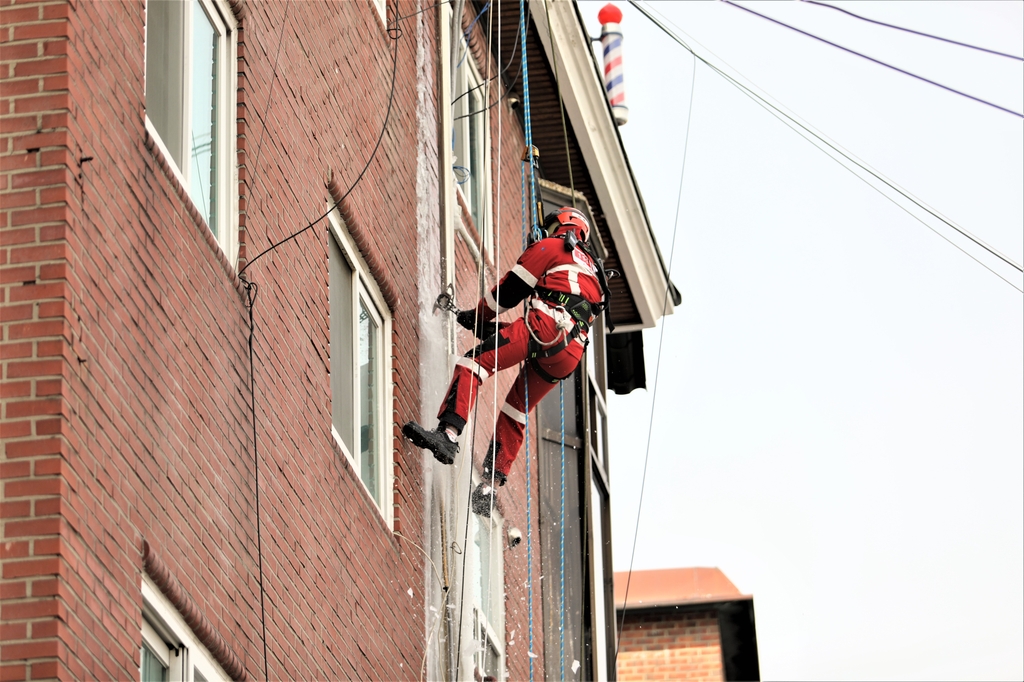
[
  {"left": 614, "top": 44, "right": 698, "bottom": 672},
  {"left": 245, "top": 1, "right": 292, "bottom": 223},
  {"left": 800, "top": 0, "right": 1024, "bottom": 61},
  {"left": 234, "top": 6, "right": 406, "bottom": 676},
  {"left": 721, "top": 0, "right": 1024, "bottom": 119},
  {"left": 628, "top": 1, "right": 1024, "bottom": 291},
  {"left": 452, "top": 0, "right": 526, "bottom": 121},
  {"left": 240, "top": 281, "right": 270, "bottom": 682},
  {"left": 238, "top": 7, "right": 404, "bottom": 278}
]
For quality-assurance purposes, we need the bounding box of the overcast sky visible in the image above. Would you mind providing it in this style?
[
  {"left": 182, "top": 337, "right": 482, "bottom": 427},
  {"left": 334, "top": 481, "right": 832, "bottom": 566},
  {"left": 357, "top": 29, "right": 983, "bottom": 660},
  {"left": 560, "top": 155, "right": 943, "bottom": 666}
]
[{"left": 580, "top": 2, "right": 1024, "bottom": 679}]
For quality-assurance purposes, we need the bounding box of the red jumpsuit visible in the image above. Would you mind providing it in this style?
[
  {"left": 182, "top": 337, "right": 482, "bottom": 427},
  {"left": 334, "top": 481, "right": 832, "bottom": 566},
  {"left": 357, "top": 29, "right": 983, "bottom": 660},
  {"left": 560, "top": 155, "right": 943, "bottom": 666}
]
[{"left": 438, "top": 235, "right": 605, "bottom": 479}]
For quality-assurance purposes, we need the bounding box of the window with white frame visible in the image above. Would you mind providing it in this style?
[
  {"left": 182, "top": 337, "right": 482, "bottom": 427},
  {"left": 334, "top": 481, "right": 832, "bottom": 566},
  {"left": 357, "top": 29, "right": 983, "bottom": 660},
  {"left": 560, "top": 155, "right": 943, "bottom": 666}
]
[
  {"left": 328, "top": 212, "right": 393, "bottom": 519},
  {"left": 453, "top": 55, "right": 492, "bottom": 252},
  {"left": 467, "top": 499, "right": 505, "bottom": 681},
  {"left": 371, "top": 0, "right": 386, "bottom": 22},
  {"left": 145, "top": 0, "right": 238, "bottom": 260},
  {"left": 140, "top": 576, "right": 228, "bottom": 682}
]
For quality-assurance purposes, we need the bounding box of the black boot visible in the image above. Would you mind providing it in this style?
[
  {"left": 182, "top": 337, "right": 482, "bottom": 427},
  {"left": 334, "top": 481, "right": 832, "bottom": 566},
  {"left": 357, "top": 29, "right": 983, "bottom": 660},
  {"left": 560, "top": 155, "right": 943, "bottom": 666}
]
[
  {"left": 402, "top": 421, "right": 458, "bottom": 465},
  {"left": 471, "top": 482, "right": 498, "bottom": 518},
  {"left": 481, "top": 443, "right": 507, "bottom": 487}
]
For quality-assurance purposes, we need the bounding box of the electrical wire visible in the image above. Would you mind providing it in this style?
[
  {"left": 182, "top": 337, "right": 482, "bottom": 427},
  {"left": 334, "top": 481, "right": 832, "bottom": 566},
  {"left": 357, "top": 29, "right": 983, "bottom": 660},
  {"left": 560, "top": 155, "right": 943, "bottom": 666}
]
[
  {"left": 542, "top": 0, "right": 576, "bottom": 201},
  {"left": 238, "top": 2, "right": 404, "bottom": 279},
  {"left": 452, "top": 2, "right": 526, "bottom": 121},
  {"left": 629, "top": 1, "right": 1024, "bottom": 291},
  {"left": 235, "top": 6, "right": 292, "bottom": 680},
  {"left": 611, "top": 45, "right": 697, "bottom": 671},
  {"left": 451, "top": 37, "right": 518, "bottom": 111},
  {"left": 245, "top": 1, "right": 292, "bottom": 224},
  {"left": 721, "top": 0, "right": 1024, "bottom": 119},
  {"left": 394, "top": 527, "right": 451, "bottom": 682},
  {"left": 241, "top": 280, "right": 270, "bottom": 682},
  {"left": 233, "top": 5, "right": 411, "bottom": 680},
  {"left": 800, "top": 0, "right": 1024, "bottom": 61}
]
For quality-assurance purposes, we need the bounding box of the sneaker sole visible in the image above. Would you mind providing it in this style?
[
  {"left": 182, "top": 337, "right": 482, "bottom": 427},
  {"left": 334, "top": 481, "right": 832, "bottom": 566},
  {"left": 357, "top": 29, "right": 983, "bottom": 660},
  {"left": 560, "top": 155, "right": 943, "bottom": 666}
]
[{"left": 402, "top": 423, "right": 455, "bottom": 465}]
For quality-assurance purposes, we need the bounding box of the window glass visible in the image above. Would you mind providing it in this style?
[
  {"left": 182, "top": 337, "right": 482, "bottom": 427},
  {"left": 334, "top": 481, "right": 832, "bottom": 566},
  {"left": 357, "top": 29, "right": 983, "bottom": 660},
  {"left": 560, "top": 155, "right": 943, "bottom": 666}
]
[
  {"left": 474, "top": 514, "right": 495, "bottom": 622},
  {"left": 145, "top": 0, "right": 236, "bottom": 258},
  {"left": 591, "top": 478, "right": 609, "bottom": 681},
  {"left": 471, "top": 511, "right": 504, "bottom": 681},
  {"left": 142, "top": 576, "right": 230, "bottom": 682},
  {"left": 453, "top": 59, "right": 489, "bottom": 246},
  {"left": 140, "top": 644, "right": 168, "bottom": 682},
  {"left": 467, "top": 86, "right": 484, "bottom": 229},
  {"left": 145, "top": 0, "right": 183, "bottom": 165},
  {"left": 474, "top": 610, "right": 502, "bottom": 681},
  {"left": 327, "top": 213, "right": 392, "bottom": 522},
  {"left": 189, "top": 0, "right": 218, "bottom": 233},
  {"left": 358, "top": 298, "right": 379, "bottom": 503},
  {"left": 329, "top": 233, "right": 354, "bottom": 454}
]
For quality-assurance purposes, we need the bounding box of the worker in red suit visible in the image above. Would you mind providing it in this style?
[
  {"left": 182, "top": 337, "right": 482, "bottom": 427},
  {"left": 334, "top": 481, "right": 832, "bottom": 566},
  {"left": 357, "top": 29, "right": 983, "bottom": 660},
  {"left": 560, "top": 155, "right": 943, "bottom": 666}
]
[{"left": 403, "top": 207, "right": 612, "bottom": 516}]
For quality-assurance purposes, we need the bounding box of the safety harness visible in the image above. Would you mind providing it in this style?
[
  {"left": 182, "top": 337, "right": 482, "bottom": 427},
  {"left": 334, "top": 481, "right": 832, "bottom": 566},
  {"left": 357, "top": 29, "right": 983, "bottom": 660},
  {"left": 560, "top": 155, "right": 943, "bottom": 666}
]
[{"left": 527, "top": 236, "right": 615, "bottom": 382}]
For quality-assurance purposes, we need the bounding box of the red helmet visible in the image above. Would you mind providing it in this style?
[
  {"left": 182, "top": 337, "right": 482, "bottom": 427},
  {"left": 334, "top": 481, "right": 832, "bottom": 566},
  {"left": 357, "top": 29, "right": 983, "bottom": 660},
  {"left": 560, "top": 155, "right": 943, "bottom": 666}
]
[{"left": 543, "top": 206, "right": 591, "bottom": 243}]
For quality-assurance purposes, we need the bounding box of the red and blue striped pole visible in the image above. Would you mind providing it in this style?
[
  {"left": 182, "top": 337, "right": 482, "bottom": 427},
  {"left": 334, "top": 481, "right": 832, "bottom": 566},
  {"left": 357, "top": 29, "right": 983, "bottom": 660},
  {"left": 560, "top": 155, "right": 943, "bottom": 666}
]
[{"left": 598, "top": 3, "right": 628, "bottom": 126}]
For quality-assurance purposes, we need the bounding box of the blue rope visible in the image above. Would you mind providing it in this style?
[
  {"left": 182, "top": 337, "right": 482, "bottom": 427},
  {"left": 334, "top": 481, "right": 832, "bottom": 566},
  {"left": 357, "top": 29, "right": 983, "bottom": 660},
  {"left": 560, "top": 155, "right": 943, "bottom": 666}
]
[
  {"left": 518, "top": 3, "right": 539, "bottom": 681},
  {"left": 520, "top": 0, "right": 542, "bottom": 243}
]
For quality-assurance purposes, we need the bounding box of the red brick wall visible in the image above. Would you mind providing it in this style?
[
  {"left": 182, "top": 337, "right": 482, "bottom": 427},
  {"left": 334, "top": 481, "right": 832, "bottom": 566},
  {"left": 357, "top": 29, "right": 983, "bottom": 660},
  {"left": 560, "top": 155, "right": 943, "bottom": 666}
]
[
  {"left": 2, "top": 1, "right": 78, "bottom": 679},
  {"left": 617, "top": 609, "right": 725, "bottom": 682},
  {"left": 2, "top": 0, "right": 438, "bottom": 679}
]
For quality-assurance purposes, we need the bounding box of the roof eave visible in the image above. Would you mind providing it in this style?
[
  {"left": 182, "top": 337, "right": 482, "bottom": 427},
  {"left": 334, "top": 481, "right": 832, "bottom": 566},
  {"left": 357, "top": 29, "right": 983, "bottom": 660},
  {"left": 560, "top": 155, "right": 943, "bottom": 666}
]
[{"left": 531, "top": 0, "right": 674, "bottom": 329}]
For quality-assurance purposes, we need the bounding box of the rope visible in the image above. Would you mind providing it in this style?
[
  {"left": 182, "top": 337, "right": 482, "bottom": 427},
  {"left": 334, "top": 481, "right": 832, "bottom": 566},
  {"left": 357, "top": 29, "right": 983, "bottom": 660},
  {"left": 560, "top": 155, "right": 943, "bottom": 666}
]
[
  {"left": 541, "top": 0, "right": 575, "bottom": 203},
  {"left": 613, "top": 42, "right": 698, "bottom": 671},
  {"left": 453, "top": 0, "right": 484, "bottom": 663},
  {"left": 518, "top": 2, "right": 538, "bottom": 680},
  {"left": 520, "top": 0, "right": 541, "bottom": 241},
  {"left": 541, "top": 3, "right": 575, "bottom": 675}
]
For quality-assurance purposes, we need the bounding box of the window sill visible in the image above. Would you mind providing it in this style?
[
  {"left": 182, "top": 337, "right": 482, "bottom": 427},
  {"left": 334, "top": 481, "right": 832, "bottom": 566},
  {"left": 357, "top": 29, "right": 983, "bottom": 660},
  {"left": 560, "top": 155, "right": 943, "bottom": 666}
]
[
  {"left": 141, "top": 539, "right": 246, "bottom": 680},
  {"left": 330, "top": 425, "right": 394, "bottom": 532},
  {"left": 143, "top": 120, "right": 244, "bottom": 296}
]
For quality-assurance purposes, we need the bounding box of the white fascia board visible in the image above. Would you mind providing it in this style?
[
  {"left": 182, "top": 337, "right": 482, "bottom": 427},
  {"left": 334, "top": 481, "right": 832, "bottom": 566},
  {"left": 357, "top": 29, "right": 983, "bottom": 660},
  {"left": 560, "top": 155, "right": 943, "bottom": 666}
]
[{"left": 530, "top": 0, "right": 674, "bottom": 328}]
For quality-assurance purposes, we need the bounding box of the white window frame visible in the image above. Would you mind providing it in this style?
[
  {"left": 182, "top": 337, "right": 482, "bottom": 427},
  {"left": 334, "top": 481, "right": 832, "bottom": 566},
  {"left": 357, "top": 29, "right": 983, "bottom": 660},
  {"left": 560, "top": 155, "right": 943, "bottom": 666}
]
[
  {"left": 453, "top": 54, "right": 492, "bottom": 254},
  {"left": 370, "top": 0, "right": 386, "bottom": 23},
  {"left": 328, "top": 211, "right": 394, "bottom": 525},
  {"left": 140, "top": 576, "right": 229, "bottom": 682},
  {"left": 465, "top": 488, "right": 505, "bottom": 681},
  {"left": 144, "top": 0, "right": 239, "bottom": 263}
]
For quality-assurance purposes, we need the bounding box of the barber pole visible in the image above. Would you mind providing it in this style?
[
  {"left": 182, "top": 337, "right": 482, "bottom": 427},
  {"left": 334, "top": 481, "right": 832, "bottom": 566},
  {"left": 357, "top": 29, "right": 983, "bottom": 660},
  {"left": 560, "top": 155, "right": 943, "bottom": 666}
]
[{"left": 598, "top": 3, "right": 628, "bottom": 126}]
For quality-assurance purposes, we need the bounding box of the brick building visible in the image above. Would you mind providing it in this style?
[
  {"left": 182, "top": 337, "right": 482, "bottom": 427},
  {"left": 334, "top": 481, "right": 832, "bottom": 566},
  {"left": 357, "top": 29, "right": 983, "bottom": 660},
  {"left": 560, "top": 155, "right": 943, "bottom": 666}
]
[
  {"left": 2, "top": 1, "right": 673, "bottom": 680},
  {"left": 614, "top": 568, "right": 760, "bottom": 681}
]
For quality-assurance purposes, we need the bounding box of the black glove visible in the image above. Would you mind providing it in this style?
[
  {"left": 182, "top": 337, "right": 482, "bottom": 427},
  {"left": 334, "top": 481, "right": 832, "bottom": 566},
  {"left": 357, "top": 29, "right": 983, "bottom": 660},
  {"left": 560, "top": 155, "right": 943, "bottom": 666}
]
[
  {"left": 456, "top": 309, "right": 477, "bottom": 331},
  {"left": 457, "top": 309, "right": 507, "bottom": 340}
]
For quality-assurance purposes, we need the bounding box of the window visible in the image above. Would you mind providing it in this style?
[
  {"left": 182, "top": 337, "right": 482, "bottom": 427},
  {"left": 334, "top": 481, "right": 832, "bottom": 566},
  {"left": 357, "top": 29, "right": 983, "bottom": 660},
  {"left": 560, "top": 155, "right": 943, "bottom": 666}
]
[
  {"left": 371, "top": 0, "right": 386, "bottom": 22},
  {"left": 140, "top": 576, "right": 228, "bottom": 682},
  {"left": 145, "top": 0, "right": 238, "bottom": 260},
  {"left": 329, "top": 212, "right": 393, "bottom": 519},
  {"left": 589, "top": 476, "right": 614, "bottom": 681},
  {"left": 467, "top": 498, "right": 505, "bottom": 681},
  {"left": 453, "top": 56, "right": 492, "bottom": 252}
]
